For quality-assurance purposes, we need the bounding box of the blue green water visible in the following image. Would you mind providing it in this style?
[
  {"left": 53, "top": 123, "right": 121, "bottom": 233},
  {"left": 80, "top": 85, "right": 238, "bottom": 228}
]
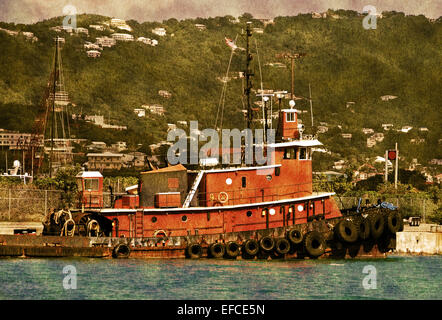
[{"left": 0, "top": 255, "right": 440, "bottom": 300}]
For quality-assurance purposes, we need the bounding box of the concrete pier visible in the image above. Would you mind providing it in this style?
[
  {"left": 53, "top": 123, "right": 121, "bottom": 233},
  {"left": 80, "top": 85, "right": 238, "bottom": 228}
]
[
  {"left": 0, "top": 222, "right": 44, "bottom": 235},
  {"left": 396, "top": 224, "right": 442, "bottom": 255}
]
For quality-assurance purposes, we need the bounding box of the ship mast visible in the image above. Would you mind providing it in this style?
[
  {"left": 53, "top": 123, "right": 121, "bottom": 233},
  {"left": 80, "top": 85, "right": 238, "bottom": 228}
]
[
  {"left": 48, "top": 38, "right": 60, "bottom": 178},
  {"left": 245, "top": 22, "right": 253, "bottom": 129}
]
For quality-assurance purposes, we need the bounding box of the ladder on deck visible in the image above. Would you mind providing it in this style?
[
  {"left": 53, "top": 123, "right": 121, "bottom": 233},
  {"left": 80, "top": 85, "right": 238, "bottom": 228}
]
[
  {"left": 183, "top": 171, "right": 204, "bottom": 208},
  {"left": 134, "top": 210, "right": 144, "bottom": 238}
]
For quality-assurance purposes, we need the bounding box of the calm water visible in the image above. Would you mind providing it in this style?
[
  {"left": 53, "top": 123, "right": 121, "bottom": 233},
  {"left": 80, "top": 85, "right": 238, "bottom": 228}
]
[{"left": 0, "top": 255, "right": 440, "bottom": 300}]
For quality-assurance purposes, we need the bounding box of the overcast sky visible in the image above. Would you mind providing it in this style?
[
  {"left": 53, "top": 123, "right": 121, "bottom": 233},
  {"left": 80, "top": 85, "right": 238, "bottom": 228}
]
[{"left": 1, "top": 0, "right": 441, "bottom": 24}]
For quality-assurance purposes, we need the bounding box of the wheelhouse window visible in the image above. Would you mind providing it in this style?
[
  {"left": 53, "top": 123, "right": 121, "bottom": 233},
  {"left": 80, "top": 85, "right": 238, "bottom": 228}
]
[
  {"left": 299, "top": 148, "right": 310, "bottom": 160},
  {"left": 286, "top": 112, "right": 296, "bottom": 122},
  {"left": 242, "top": 177, "right": 246, "bottom": 188},
  {"left": 283, "top": 148, "right": 297, "bottom": 159},
  {"left": 84, "top": 178, "right": 99, "bottom": 191}
]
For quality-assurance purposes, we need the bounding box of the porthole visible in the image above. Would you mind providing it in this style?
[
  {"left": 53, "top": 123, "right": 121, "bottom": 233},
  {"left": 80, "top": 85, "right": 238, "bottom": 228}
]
[
  {"left": 266, "top": 175, "right": 272, "bottom": 181},
  {"left": 298, "top": 205, "right": 304, "bottom": 212},
  {"left": 246, "top": 210, "right": 252, "bottom": 217},
  {"left": 269, "top": 208, "right": 276, "bottom": 216},
  {"left": 151, "top": 216, "right": 157, "bottom": 223},
  {"left": 226, "top": 178, "right": 232, "bottom": 185},
  {"left": 182, "top": 215, "right": 188, "bottom": 222}
]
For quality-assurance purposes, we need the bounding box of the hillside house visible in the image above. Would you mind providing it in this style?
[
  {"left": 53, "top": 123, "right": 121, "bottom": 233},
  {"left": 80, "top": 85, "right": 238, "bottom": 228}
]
[
  {"left": 381, "top": 123, "right": 394, "bottom": 131},
  {"left": 158, "top": 90, "right": 172, "bottom": 98},
  {"left": 312, "top": 12, "right": 327, "bottom": 18},
  {"left": 367, "top": 137, "right": 377, "bottom": 148},
  {"left": 354, "top": 163, "right": 378, "bottom": 181},
  {"left": 87, "top": 141, "right": 107, "bottom": 152},
  {"left": 252, "top": 28, "right": 264, "bottom": 34},
  {"left": 195, "top": 24, "right": 206, "bottom": 30},
  {"left": 111, "top": 33, "right": 134, "bottom": 41},
  {"left": 74, "top": 27, "right": 89, "bottom": 35},
  {"left": 429, "top": 159, "right": 442, "bottom": 166},
  {"left": 372, "top": 132, "right": 384, "bottom": 142},
  {"left": 122, "top": 152, "right": 147, "bottom": 168},
  {"left": 84, "top": 42, "right": 101, "bottom": 50},
  {"left": 317, "top": 126, "right": 328, "bottom": 134},
  {"left": 86, "top": 50, "right": 101, "bottom": 58},
  {"left": 362, "top": 128, "right": 374, "bottom": 135},
  {"left": 86, "top": 152, "right": 124, "bottom": 170},
  {"left": 380, "top": 95, "right": 398, "bottom": 101},
  {"left": 96, "top": 36, "right": 116, "bottom": 47},
  {"left": 89, "top": 24, "right": 105, "bottom": 31},
  {"left": 0, "top": 130, "right": 43, "bottom": 150},
  {"left": 152, "top": 27, "right": 166, "bottom": 36},
  {"left": 341, "top": 133, "right": 352, "bottom": 139},
  {"left": 110, "top": 18, "right": 132, "bottom": 31},
  {"left": 410, "top": 138, "right": 425, "bottom": 144},
  {"left": 62, "top": 26, "right": 73, "bottom": 33},
  {"left": 346, "top": 102, "right": 355, "bottom": 108},
  {"left": 419, "top": 127, "right": 429, "bottom": 132},
  {"left": 22, "top": 32, "right": 38, "bottom": 42},
  {"left": 257, "top": 18, "right": 275, "bottom": 26},
  {"left": 400, "top": 126, "right": 413, "bottom": 133},
  {"left": 333, "top": 160, "right": 347, "bottom": 171},
  {"left": 110, "top": 141, "right": 127, "bottom": 152},
  {"left": 142, "top": 104, "right": 164, "bottom": 115},
  {"left": 133, "top": 109, "right": 146, "bottom": 117}
]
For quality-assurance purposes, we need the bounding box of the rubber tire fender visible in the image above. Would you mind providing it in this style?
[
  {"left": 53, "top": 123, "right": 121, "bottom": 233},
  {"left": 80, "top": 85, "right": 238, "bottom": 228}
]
[
  {"left": 259, "top": 236, "right": 275, "bottom": 252},
  {"left": 287, "top": 228, "right": 303, "bottom": 245},
  {"left": 385, "top": 211, "right": 402, "bottom": 234},
  {"left": 243, "top": 239, "right": 259, "bottom": 256},
  {"left": 303, "top": 231, "right": 326, "bottom": 258},
  {"left": 224, "top": 241, "right": 240, "bottom": 258},
  {"left": 370, "top": 214, "right": 385, "bottom": 239},
  {"left": 275, "top": 238, "right": 291, "bottom": 255},
  {"left": 356, "top": 216, "right": 371, "bottom": 240},
  {"left": 112, "top": 243, "right": 131, "bottom": 259},
  {"left": 187, "top": 243, "right": 203, "bottom": 259},
  {"left": 209, "top": 242, "right": 225, "bottom": 258},
  {"left": 334, "top": 220, "right": 358, "bottom": 243}
]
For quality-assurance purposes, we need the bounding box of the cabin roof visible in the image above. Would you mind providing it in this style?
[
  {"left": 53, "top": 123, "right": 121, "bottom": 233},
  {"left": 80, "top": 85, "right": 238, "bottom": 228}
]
[
  {"left": 76, "top": 171, "right": 103, "bottom": 178},
  {"left": 141, "top": 164, "right": 187, "bottom": 174},
  {"left": 268, "top": 139, "right": 323, "bottom": 148}
]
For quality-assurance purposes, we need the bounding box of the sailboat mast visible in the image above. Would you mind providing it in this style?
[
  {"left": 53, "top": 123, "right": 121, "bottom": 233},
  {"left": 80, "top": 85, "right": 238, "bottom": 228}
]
[
  {"left": 245, "top": 22, "right": 253, "bottom": 129},
  {"left": 49, "top": 38, "right": 59, "bottom": 178}
]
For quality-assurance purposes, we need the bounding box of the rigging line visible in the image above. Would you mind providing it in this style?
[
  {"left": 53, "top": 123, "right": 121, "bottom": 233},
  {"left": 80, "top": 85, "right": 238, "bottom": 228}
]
[
  {"left": 254, "top": 39, "right": 266, "bottom": 140},
  {"left": 214, "top": 34, "right": 238, "bottom": 131}
]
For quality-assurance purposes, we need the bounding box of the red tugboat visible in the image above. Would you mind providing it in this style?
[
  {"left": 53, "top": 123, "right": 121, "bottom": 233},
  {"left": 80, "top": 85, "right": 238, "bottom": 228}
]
[{"left": 0, "top": 24, "right": 402, "bottom": 259}]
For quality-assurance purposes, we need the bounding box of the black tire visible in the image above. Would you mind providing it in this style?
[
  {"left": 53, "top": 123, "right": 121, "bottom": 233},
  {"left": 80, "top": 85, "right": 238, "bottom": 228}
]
[
  {"left": 259, "top": 236, "right": 275, "bottom": 252},
  {"left": 287, "top": 228, "right": 303, "bottom": 245},
  {"left": 112, "top": 244, "right": 131, "bottom": 259},
  {"left": 303, "top": 231, "right": 326, "bottom": 258},
  {"left": 385, "top": 211, "right": 402, "bottom": 234},
  {"left": 209, "top": 243, "right": 225, "bottom": 258},
  {"left": 356, "top": 216, "right": 371, "bottom": 240},
  {"left": 275, "top": 238, "right": 290, "bottom": 255},
  {"left": 224, "top": 241, "right": 240, "bottom": 258},
  {"left": 370, "top": 214, "right": 385, "bottom": 239},
  {"left": 243, "top": 239, "right": 259, "bottom": 256},
  {"left": 186, "top": 243, "right": 202, "bottom": 259},
  {"left": 335, "top": 220, "right": 358, "bottom": 243}
]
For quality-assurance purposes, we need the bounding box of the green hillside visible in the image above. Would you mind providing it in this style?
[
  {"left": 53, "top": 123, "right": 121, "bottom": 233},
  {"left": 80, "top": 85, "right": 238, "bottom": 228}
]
[{"left": 0, "top": 10, "right": 441, "bottom": 172}]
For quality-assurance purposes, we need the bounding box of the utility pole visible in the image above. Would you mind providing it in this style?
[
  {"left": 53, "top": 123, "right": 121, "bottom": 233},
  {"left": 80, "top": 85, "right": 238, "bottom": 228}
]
[
  {"left": 276, "top": 52, "right": 305, "bottom": 100},
  {"left": 384, "top": 149, "right": 388, "bottom": 183},
  {"left": 308, "top": 83, "right": 314, "bottom": 127},
  {"left": 394, "top": 142, "right": 399, "bottom": 189}
]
